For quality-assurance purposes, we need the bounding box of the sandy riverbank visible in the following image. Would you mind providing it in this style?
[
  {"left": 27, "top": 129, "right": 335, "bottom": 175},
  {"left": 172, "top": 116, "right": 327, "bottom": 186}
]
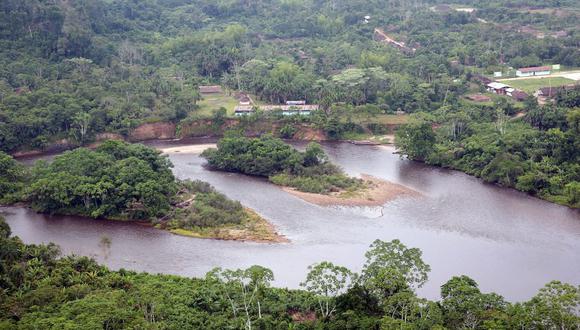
[
  {"left": 159, "top": 144, "right": 217, "bottom": 154},
  {"left": 282, "top": 174, "right": 420, "bottom": 207}
]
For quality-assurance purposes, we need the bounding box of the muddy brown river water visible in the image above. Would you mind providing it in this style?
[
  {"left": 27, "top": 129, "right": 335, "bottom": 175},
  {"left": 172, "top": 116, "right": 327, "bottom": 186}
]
[{"left": 2, "top": 140, "right": 579, "bottom": 301}]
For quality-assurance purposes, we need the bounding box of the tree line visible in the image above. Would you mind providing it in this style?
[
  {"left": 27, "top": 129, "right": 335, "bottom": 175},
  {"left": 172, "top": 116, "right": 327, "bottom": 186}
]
[
  {"left": 202, "top": 135, "right": 364, "bottom": 194},
  {"left": 1, "top": 0, "right": 578, "bottom": 153},
  {"left": 395, "top": 91, "right": 580, "bottom": 208},
  {"left": 1, "top": 217, "right": 578, "bottom": 329},
  {"left": 0, "top": 141, "right": 258, "bottom": 231}
]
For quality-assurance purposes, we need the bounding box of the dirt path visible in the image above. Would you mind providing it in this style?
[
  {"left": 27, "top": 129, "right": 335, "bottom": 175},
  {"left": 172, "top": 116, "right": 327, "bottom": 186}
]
[{"left": 498, "top": 70, "right": 580, "bottom": 82}]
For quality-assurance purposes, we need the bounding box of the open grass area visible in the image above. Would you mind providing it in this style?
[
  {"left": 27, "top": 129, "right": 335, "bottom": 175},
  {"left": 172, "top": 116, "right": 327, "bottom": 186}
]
[
  {"left": 503, "top": 77, "right": 575, "bottom": 93},
  {"left": 349, "top": 114, "right": 409, "bottom": 125},
  {"left": 375, "top": 114, "right": 410, "bottom": 125},
  {"left": 197, "top": 92, "right": 239, "bottom": 117}
]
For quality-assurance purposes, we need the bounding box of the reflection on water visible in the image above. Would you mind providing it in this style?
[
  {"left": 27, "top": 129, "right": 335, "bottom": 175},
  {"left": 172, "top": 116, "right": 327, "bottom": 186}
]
[{"left": 2, "top": 141, "right": 579, "bottom": 301}]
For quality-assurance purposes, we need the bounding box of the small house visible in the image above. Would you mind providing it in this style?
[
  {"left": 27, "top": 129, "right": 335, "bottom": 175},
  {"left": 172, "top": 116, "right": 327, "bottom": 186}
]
[
  {"left": 239, "top": 95, "right": 251, "bottom": 106},
  {"left": 516, "top": 66, "right": 551, "bottom": 77},
  {"left": 234, "top": 105, "right": 255, "bottom": 116},
  {"left": 286, "top": 100, "right": 306, "bottom": 106},
  {"left": 487, "top": 82, "right": 510, "bottom": 95},
  {"left": 199, "top": 85, "right": 222, "bottom": 94},
  {"left": 264, "top": 104, "right": 319, "bottom": 116}
]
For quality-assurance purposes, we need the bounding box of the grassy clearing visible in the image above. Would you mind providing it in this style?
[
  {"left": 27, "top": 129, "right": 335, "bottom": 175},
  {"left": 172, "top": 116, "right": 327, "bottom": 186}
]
[
  {"left": 376, "top": 114, "right": 410, "bottom": 125},
  {"left": 350, "top": 114, "right": 409, "bottom": 125},
  {"left": 197, "top": 92, "right": 239, "bottom": 116},
  {"left": 504, "top": 77, "right": 574, "bottom": 93}
]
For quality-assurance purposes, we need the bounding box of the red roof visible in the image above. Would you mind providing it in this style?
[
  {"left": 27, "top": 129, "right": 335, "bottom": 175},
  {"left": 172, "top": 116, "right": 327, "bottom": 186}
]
[{"left": 518, "top": 66, "right": 551, "bottom": 73}]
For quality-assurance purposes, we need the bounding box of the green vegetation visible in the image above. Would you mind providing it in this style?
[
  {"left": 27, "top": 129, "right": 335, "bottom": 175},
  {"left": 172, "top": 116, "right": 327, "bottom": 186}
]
[
  {"left": 0, "top": 151, "right": 25, "bottom": 204},
  {"left": 197, "top": 92, "right": 239, "bottom": 117},
  {"left": 396, "top": 103, "right": 580, "bottom": 208},
  {"left": 0, "top": 0, "right": 579, "bottom": 326},
  {"left": 1, "top": 0, "right": 578, "bottom": 154},
  {"left": 1, "top": 141, "right": 276, "bottom": 240},
  {"left": 202, "top": 135, "right": 364, "bottom": 194},
  {"left": 160, "top": 180, "right": 283, "bottom": 242},
  {"left": 27, "top": 140, "right": 178, "bottom": 220},
  {"left": 1, "top": 217, "right": 578, "bottom": 329},
  {"left": 502, "top": 77, "right": 575, "bottom": 93}
]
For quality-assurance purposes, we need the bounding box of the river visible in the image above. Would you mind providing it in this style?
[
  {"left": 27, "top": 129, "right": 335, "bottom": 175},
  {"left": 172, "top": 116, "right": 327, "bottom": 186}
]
[{"left": 2, "top": 140, "right": 579, "bottom": 301}]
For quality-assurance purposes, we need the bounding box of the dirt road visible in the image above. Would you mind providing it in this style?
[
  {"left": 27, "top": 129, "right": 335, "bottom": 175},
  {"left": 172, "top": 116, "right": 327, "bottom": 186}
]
[{"left": 498, "top": 70, "right": 580, "bottom": 82}]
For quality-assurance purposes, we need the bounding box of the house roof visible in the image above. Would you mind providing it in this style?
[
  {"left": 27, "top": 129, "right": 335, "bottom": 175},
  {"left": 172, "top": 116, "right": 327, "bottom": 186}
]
[
  {"left": 199, "top": 85, "right": 222, "bottom": 93},
  {"left": 517, "top": 66, "right": 551, "bottom": 73},
  {"left": 235, "top": 104, "right": 319, "bottom": 112},
  {"left": 487, "top": 82, "right": 510, "bottom": 89},
  {"left": 286, "top": 100, "right": 306, "bottom": 105},
  {"left": 234, "top": 106, "right": 255, "bottom": 112}
]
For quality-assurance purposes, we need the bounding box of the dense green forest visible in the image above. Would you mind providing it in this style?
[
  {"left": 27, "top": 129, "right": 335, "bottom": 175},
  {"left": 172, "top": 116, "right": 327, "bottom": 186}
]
[
  {"left": 0, "top": 141, "right": 267, "bottom": 237},
  {"left": 1, "top": 217, "right": 578, "bottom": 329},
  {"left": 0, "top": 1, "right": 579, "bottom": 327},
  {"left": 1, "top": 0, "right": 579, "bottom": 206},
  {"left": 27, "top": 141, "right": 178, "bottom": 219},
  {"left": 1, "top": 0, "right": 579, "bottom": 151},
  {"left": 202, "top": 135, "right": 364, "bottom": 194},
  {"left": 395, "top": 103, "right": 580, "bottom": 208}
]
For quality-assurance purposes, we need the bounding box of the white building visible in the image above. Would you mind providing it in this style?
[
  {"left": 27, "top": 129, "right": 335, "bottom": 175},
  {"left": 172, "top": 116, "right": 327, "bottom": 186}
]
[
  {"left": 487, "top": 82, "right": 510, "bottom": 95},
  {"left": 516, "top": 66, "right": 551, "bottom": 77}
]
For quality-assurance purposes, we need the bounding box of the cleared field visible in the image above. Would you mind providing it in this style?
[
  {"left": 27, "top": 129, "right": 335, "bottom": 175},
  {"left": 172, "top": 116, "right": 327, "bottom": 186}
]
[
  {"left": 349, "top": 114, "right": 409, "bottom": 125},
  {"left": 506, "top": 77, "right": 575, "bottom": 93},
  {"left": 375, "top": 114, "right": 409, "bottom": 125},
  {"left": 197, "top": 92, "right": 239, "bottom": 116}
]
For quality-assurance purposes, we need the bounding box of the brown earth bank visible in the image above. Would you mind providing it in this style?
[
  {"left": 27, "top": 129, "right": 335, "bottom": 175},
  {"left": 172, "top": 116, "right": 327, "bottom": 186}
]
[
  {"left": 282, "top": 174, "right": 421, "bottom": 207},
  {"left": 10, "top": 120, "right": 329, "bottom": 158},
  {"left": 127, "top": 122, "right": 177, "bottom": 141},
  {"left": 11, "top": 118, "right": 400, "bottom": 158}
]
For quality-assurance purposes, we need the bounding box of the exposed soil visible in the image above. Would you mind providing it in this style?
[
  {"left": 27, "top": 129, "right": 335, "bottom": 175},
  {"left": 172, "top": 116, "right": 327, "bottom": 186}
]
[
  {"left": 128, "top": 122, "right": 176, "bottom": 141},
  {"left": 293, "top": 125, "right": 326, "bottom": 141}
]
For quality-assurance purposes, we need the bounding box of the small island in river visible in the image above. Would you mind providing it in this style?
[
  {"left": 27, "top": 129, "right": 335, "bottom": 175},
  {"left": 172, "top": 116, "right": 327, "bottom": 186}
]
[
  {"left": 157, "top": 180, "right": 287, "bottom": 243},
  {"left": 1, "top": 140, "right": 285, "bottom": 243},
  {"left": 283, "top": 174, "right": 420, "bottom": 207},
  {"left": 201, "top": 135, "right": 419, "bottom": 206}
]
